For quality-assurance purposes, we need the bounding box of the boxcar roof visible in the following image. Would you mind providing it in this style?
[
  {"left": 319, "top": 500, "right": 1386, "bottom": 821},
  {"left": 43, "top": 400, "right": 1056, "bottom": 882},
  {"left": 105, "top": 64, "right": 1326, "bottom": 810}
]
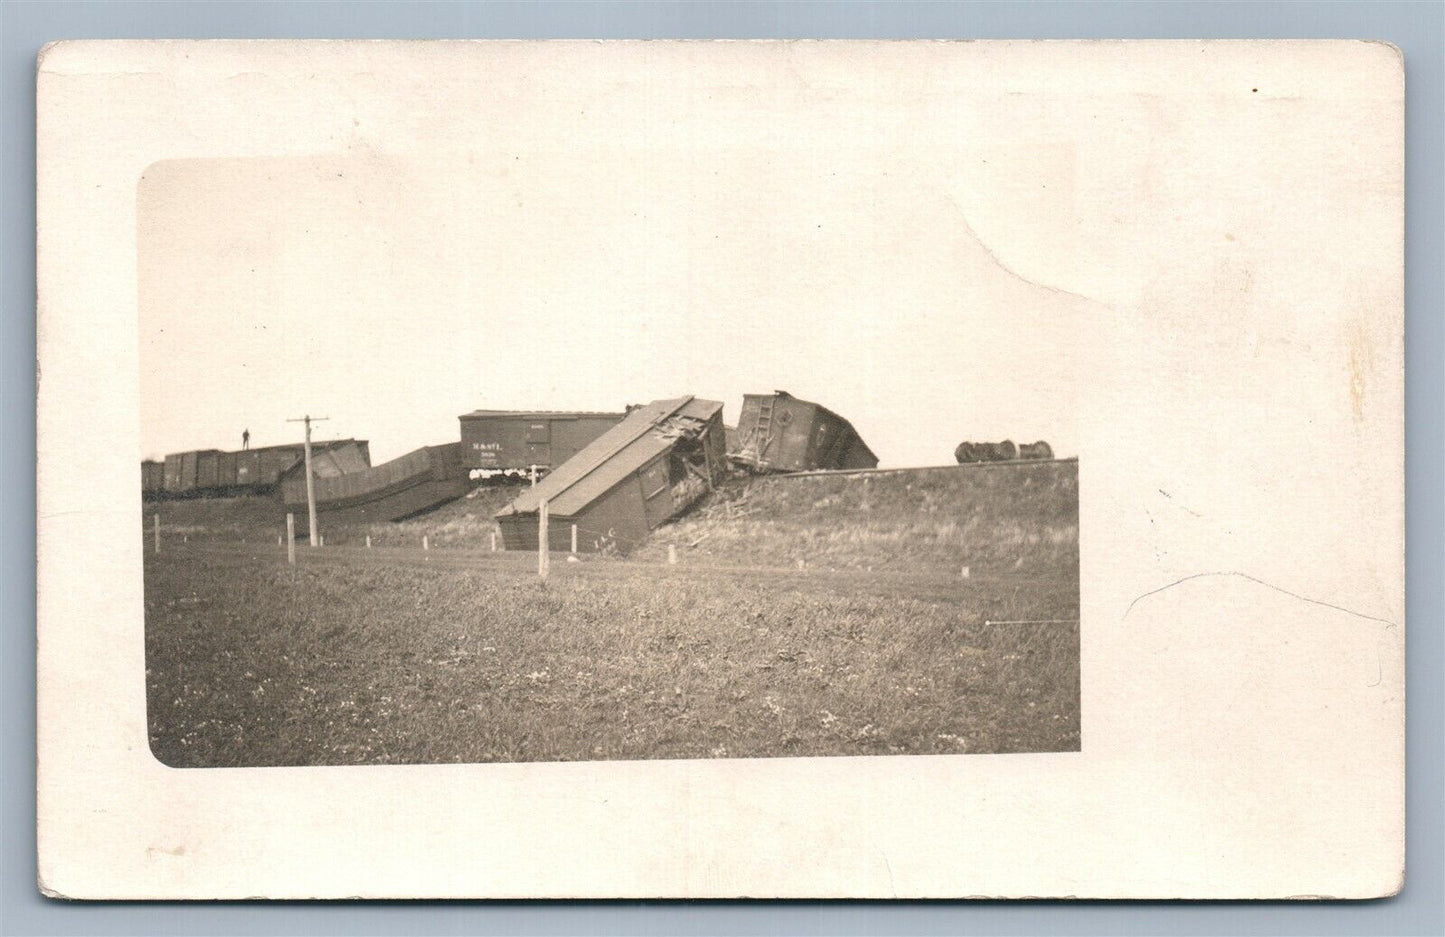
[
  {"left": 459, "top": 409, "right": 625, "bottom": 420},
  {"left": 248, "top": 438, "right": 368, "bottom": 454},
  {"left": 497, "top": 396, "right": 723, "bottom": 518}
]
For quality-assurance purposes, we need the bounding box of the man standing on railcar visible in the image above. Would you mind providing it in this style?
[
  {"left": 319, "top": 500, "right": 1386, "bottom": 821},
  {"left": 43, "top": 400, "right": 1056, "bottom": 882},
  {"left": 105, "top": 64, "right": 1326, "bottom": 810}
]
[{"left": 242, "top": 428, "right": 250, "bottom": 451}]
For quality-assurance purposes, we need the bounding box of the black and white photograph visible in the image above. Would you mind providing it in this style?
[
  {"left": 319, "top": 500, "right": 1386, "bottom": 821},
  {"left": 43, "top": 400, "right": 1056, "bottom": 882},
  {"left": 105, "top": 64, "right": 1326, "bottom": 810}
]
[{"left": 137, "top": 132, "right": 1082, "bottom": 767}]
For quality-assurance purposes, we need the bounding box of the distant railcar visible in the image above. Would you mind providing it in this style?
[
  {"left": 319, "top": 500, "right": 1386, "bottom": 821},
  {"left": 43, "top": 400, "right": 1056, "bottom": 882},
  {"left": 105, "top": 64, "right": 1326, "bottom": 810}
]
[
  {"left": 728, "top": 391, "right": 877, "bottom": 474},
  {"left": 161, "top": 449, "right": 215, "bottom": 495},
  {"left": 141, "top": 461, "right": 164, "bottom": 499},
  {"left": 458, "top": 410, "right": 625, "bottom": 473},
  {"left": 955, "top": 440, "right": 1053, "bottom": 463},
  {"left": 955, "top": 441, "right": 1018, "bottom": 463}
]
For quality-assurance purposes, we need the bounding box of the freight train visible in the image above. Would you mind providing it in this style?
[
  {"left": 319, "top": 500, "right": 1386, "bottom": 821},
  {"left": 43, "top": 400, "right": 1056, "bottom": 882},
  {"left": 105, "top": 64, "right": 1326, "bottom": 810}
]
[
  {"left": 143, "top": 440, "right": 371, "bottom": 500},
  {"left": 142, "top": 394, "right": 883, "bottom": 519}
]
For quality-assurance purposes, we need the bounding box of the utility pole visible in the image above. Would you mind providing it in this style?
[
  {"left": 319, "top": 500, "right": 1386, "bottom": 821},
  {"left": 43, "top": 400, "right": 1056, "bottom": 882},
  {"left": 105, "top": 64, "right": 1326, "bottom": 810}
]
[{"left": 286, "top": 414, "right": 329, "bottom": 547}]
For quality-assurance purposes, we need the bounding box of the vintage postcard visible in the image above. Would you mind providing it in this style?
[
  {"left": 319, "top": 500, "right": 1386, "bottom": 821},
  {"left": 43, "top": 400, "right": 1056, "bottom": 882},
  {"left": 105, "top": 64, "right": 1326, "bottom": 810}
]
[{"left": 36, "top": 40, "right": 1403, "bottom": 898}]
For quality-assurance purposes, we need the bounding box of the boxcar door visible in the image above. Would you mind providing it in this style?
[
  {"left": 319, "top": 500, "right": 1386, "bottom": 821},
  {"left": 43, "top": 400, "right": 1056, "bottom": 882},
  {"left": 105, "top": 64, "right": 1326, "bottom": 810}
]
[
  {"left": 638, "top": 456, "right": 674, "bottom": 527},
  {"left": 524, "top": 421, "right": 551, "bottom": 467}
]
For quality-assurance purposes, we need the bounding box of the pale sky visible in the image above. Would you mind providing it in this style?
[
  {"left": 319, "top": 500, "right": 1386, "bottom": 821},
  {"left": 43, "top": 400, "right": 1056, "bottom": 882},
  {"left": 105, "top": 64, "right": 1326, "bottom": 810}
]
[{"left": 138, "top": 78, "right": 1085, "bottom": 466}]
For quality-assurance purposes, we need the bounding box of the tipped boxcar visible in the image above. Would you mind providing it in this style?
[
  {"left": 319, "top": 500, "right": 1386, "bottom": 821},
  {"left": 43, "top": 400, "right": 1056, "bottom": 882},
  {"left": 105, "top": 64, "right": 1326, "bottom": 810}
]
[
  {"left": 284, "top": 442, "right": 469, "bottom": 528},
  {"left": 728, "top": 391, "right": 877, "bottom": 474},
  {"left": 458, "top": 410, "right": 625, "bottom": 473},
  {"left": 496, "top": 396, "right": 727, "bottom": 554}
]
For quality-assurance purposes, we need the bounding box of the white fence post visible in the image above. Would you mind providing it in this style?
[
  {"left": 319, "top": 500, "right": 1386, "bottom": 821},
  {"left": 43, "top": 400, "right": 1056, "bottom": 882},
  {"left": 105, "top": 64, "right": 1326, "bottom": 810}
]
[
  {"left": 538, "top": 499, "right": 550, "bottom": 580},
  {"left": 153, "top": 514, "right": 160, "bottom": 555},
  {"left": 571, "top": 524, "right": 578, "bottom": 554},
  {"left": 423, "top": 535, "right": 429, "bottom": 551},
  {"left": 668, "top": 544, "right": 677, "bottom": 565},
  {"left": 365, "top": 535, "right": 371, "bottom": 549},
  {"left": 286, "top": 513, "right": 295, "bottom": 565},
  {"left": 490, "top": 531, "right": 496, "bottom": 552}
]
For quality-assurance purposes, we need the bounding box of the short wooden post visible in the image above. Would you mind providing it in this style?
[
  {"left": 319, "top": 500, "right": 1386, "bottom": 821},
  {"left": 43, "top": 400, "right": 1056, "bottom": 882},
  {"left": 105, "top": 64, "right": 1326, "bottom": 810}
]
[
  {"left": 537, "top": 499, "right": 550, "bottom": 580},
  {"left": 490, "top": 531, "right": 496, "bottom": 552},
  {"left": 668, "top": 544, "right": 677, "bottom": 565},
  {"left": 571, "top": 524, "right": 578, "bottom": 554},
  {"left": 286, "top": 513, "right": 295, "bottom": 565},
  {"left": 277, "top": 535, "right": 282, "bottom": 547},
  {"left": 423, "top": 535, "right": 430, "bottom": 551},
  {"left": 365, "top": 535, "right": 371, "bottom": 549},
  {"left": 153, "top": 514, "right": 160, "bottom": 554},
  {"left": 319, "top": 535, "right": 325, "bottom": 547},
  {"left": 960, "top": 565, "right": 970, "bottom": 579}
]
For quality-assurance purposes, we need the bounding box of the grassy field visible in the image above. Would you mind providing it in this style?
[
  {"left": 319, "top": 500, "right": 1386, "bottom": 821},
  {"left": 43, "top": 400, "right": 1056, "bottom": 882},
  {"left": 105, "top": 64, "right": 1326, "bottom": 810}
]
[
  {"left": 146, "top": 484, "right": 514, "bottom": 548},
  {"left": 637, "top": 461, "right": 1079, "bottom": 576},
  {"left": 145, "top": 463, "right": 1079, "bottom": 766}
]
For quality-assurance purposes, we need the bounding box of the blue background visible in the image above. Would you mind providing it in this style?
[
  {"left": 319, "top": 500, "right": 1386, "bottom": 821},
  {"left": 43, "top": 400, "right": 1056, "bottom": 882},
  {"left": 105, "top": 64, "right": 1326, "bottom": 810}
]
[{"left": 4, "top": 2, "right": 1440, "bottom": 934}]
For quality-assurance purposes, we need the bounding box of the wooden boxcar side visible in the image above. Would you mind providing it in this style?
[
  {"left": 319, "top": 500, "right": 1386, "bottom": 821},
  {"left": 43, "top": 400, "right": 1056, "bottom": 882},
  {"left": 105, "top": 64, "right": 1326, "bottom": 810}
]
[
  {"left": 179, "top": 452, "right": 200, "bottom": 491},
  {"left": 217, "top": 451, "right": 239, "bottom": 489},
  {"left": 459, "top": 412, "right": 624, "bottom": 471},
  {"left": 162, "top": 454, "right": 184, "bottom": 492},
  {"left": 195, "top": 450, "right": 221, "bottom": 490},
  {"left": 141, "top": 461, "right": 164, "bottom": 496}
]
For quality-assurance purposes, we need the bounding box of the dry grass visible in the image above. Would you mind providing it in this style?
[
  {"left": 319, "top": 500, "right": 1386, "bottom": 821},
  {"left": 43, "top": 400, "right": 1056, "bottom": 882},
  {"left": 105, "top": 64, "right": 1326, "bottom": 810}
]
[
  {"left": 147, "top": 485, "right": 516, "bottom": 549},
  {"left": 146, "top": 549, "right": 1078, "bottom": 766},
  {"left": 639, "top": 461, "right": 1079, "bottom": 576},
  {"left": 145, "top": 462, "right": 1079, "bottom": 766}
]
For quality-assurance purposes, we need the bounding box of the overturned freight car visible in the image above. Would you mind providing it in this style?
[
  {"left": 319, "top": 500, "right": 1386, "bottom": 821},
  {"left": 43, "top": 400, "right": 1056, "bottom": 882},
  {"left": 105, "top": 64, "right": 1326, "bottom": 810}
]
[
  {"left": 458, "top": 410, "right": 625, "bottom": 474},
  {"left": 728, "top": 391, "right": 877, "bottom": 474},
  {"left": 495, "top": 396, "right": 726, "bottom": 554},
  {"left": 283, "top": 442, "right": 470, "bottom": 528}
]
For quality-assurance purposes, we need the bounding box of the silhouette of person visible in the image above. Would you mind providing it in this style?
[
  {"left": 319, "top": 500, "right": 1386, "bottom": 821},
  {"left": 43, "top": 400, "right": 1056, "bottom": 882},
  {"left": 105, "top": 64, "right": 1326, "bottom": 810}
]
[{"left": 242, "top": 428, "right": 250, "bottom": 450}]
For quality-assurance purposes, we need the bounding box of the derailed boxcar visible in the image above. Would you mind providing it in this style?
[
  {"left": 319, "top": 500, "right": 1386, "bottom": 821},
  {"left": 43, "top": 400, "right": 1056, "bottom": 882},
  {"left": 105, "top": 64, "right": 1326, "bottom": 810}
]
[
  {"left": 458, "top": 410, "right": 625, "bottom": 472},
  {"left": 284, "top": 442, "right": 468, "bottom": 529},
  {"left": 277, "top": 440, "right": 375, "bottom": 502},
  {"left": 728, "top": 390, "right": 877, "bottom": 473},
  {"left": 495, "top": 396, "right": 726, "bottom": 554}
]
